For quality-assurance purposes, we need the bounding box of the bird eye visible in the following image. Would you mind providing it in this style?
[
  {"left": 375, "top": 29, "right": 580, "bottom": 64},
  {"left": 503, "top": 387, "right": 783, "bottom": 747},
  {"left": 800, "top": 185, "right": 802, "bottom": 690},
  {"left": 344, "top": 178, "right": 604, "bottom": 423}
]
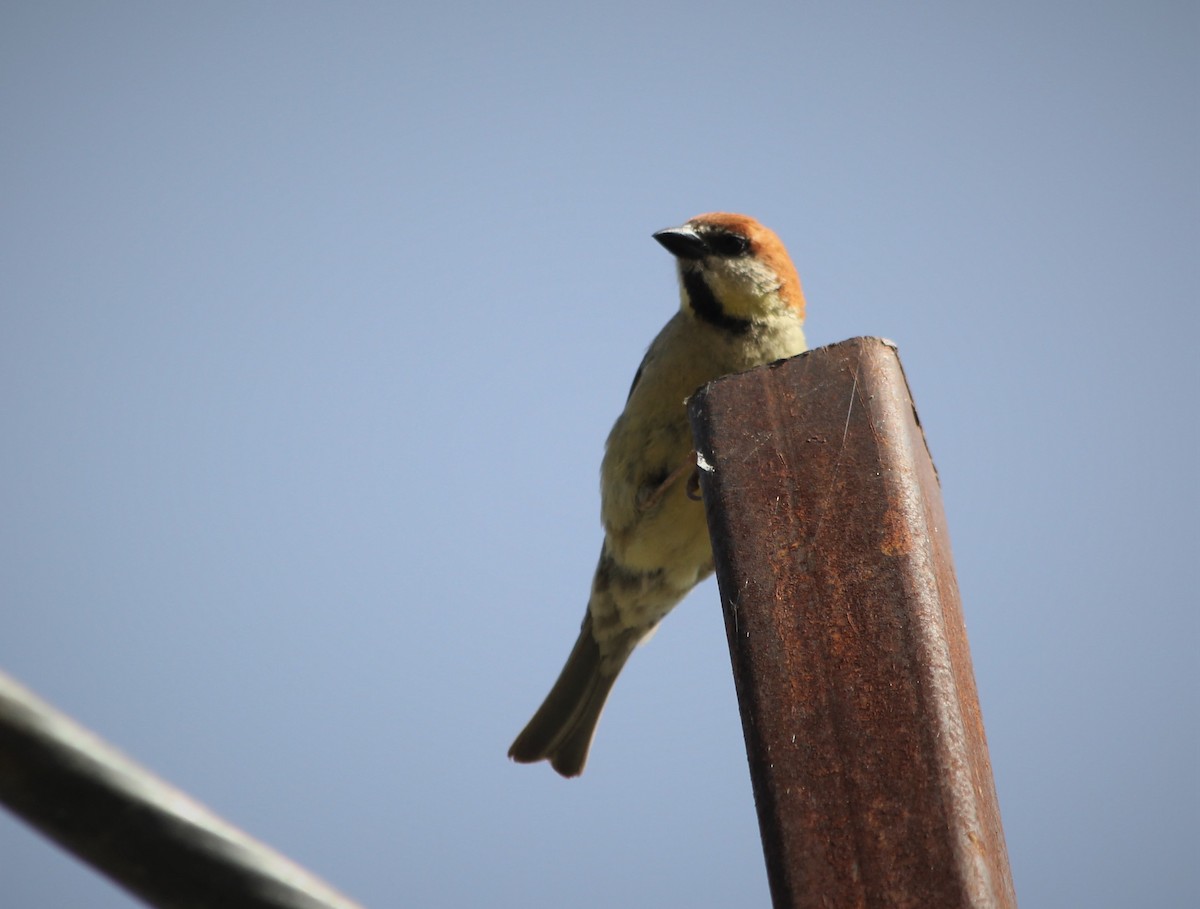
[{"left": 709, "top": 232, "right": 750, "bottom": 257}]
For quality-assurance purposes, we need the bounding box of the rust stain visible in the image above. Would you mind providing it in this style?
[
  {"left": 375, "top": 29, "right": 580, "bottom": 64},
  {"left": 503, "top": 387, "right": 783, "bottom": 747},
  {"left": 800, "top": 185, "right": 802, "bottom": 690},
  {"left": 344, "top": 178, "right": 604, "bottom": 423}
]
[{"left": 689, "top": 337, "right": 1016, "bottom": 909}]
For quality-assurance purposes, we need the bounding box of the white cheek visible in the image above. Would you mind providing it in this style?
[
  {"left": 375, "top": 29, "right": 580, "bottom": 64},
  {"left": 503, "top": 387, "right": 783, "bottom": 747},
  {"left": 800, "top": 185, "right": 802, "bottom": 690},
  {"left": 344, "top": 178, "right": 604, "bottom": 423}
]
[{"left": 710, "top": 258, "right": 779, "bottom": 299}]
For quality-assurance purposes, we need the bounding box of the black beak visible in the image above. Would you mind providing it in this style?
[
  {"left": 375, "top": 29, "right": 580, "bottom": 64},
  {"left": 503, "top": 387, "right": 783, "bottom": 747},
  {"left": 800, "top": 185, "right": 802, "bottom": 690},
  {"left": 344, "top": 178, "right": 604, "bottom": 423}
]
[{"left": 653, "top": 226, "right": 707, "bottom": 261}]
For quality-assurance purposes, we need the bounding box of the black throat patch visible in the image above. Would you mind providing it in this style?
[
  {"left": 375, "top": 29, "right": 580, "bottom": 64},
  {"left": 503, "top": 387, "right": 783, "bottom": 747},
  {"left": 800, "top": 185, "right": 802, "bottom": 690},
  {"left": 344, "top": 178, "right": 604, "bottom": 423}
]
[{"left": 682, "top": 270, "right": 752, "bottom": 335}]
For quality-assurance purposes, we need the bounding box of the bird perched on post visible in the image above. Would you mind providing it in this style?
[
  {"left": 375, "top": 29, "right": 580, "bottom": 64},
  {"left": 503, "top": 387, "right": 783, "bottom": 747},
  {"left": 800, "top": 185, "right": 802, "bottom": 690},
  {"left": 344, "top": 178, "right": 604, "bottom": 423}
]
[{"left": 508, "top": 213, "right": 808, "bottom": 777}]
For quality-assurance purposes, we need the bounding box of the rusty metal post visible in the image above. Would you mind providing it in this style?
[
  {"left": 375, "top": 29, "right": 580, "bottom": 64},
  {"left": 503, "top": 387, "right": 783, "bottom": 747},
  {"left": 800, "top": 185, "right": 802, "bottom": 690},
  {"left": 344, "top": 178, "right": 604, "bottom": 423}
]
[
  {"left": 0, "top": 669, "right": 365, "bottom": 909},
  {"left": 688, "top": 337, "right": 1016, "bottom": 909}
]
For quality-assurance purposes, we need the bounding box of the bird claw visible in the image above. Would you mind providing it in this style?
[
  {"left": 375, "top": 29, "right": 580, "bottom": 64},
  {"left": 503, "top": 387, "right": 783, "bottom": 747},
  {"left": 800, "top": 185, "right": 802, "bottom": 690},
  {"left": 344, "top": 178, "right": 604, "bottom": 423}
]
[{"left": 637, "top": 452, "right": 703, "bottom": 512}]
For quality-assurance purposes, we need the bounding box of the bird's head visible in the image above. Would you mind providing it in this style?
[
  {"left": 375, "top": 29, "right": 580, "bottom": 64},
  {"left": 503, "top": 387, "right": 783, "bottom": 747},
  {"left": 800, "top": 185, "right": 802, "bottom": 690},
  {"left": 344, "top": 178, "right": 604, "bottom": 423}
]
[{"left": 653, "top": 213, "right": 805, "bottom": 330}]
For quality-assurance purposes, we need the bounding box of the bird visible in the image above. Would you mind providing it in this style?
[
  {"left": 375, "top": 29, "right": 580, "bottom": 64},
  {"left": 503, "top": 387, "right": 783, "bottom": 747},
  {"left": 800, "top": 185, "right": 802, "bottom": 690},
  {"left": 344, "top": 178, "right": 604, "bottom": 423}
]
[{"left": 508, "top": 212, "right": 807, "bottom": 777}]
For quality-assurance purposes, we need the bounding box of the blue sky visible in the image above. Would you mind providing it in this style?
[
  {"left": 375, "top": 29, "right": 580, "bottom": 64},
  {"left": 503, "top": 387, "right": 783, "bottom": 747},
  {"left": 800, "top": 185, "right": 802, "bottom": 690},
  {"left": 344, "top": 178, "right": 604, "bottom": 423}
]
[{"left": 2, "top": 3, "right": 1196, "bottom": 907}]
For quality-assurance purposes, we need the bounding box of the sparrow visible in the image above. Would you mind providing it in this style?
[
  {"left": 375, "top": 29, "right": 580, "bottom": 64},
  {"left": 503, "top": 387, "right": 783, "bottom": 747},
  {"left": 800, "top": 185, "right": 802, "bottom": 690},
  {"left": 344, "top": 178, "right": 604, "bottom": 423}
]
[{"left": 508, "top": 213, "right": 807, "bottom": 777}]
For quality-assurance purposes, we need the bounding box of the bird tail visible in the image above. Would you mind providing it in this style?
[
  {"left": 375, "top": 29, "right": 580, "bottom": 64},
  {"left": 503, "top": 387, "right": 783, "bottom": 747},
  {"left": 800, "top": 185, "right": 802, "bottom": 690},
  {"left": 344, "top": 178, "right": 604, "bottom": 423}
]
[{"left": 508, "top": 611, "right": 633, "bottom": 778}]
